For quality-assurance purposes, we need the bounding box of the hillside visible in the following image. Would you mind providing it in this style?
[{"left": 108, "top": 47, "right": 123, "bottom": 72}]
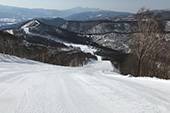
[{"left": 2, "top": 19, "right": 125, "bottom": 67}]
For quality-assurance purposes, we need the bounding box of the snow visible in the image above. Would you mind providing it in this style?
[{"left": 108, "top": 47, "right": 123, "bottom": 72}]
[
  {"left": 0, "top": 18, "right": 20, "bottom": 27},
  {"left": 96, "top": 14, "right": 102, "bottom": 17},
  {"left": 21, "top": 20, "right": 40, "bottom": 34},
  {"left": 64, "top": 43, "right": 102, "bottom": 60},
  {"left": 0, "top": 18, "right": 17, "bottom": 22},
  {"left": 21, "top": 20, "right": 40, "bottom": 28},
  {"left": 0, "top": 54, "right": 170, "bottom": 113},
  {"left": 5, "top": 30, "right": 13, "bottom": 35},
  {"left": 64, "top": 43, "right": 96, "bottom": 54},
  {"left": 23, "top": 28, "right": 30, "bottom": 34},
  {"left": 21, "top": 26, "right": 30, "bottom": 34},
  {"left": 165, "top": 21, "right": 170, "bottom": 32}
]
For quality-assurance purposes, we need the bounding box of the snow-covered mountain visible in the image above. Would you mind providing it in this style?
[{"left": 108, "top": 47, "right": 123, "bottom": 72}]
[
  {"left": 61, "top": 20, "right": 133, "bottom": 53},
  {"left": 7, "top": 20, "right": 89, "bottom": 45},
  {"left": 0, "top": 18, "right": 66, "bottom": 31},
  {"left": 0, "top": 53, "right": 170, "bottom": 113},
  {"left": 61, "top": 13, "right": 170, "bottom": 53}
]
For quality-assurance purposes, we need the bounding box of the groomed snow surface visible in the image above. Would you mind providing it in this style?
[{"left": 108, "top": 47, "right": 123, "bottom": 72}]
[{"left": 0, "top": 54, "right": 170, "bottom": 113}]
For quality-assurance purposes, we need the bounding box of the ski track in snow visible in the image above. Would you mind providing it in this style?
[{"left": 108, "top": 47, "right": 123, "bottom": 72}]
[{"left": 0, "top": 54, "right": 170, "bottom": 113}]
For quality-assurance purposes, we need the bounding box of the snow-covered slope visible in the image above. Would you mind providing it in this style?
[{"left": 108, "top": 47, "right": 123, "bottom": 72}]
[
  {"left": 0, "top": 54, "right": 170, "bottom": 113},
  {"left": 5, "top": 20, "right": 89, "bottom": 45}
]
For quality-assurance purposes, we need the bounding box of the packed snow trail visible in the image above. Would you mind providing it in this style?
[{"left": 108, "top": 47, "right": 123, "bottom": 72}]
[{"left": 0, "top": 54, "right": 170, "bottom": 113}]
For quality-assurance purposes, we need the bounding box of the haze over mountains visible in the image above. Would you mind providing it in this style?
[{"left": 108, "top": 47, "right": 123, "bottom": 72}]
[
  {"left": 0, "top": 4, "right": 132, "bottom": 26},
  {"left": 0, "top": 5, "right": 103, "bottom": 18}
]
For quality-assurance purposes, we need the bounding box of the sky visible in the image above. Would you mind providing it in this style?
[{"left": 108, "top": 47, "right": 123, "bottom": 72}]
[{"left": 0, "top": 0, "right": 170, "bottom": 13}]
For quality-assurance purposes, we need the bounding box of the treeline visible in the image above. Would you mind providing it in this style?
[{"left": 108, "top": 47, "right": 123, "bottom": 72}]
[
  {"left": 120, "top": 8, "right": 170, "bottom": 79},
  {"left": 0, "top": 32, "right": 96, "bottom": 66}
]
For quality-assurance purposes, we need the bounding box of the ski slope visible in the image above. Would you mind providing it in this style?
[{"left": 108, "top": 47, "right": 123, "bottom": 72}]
[{"left": 0, "top": 54, "right": 170, "bottom": 113}]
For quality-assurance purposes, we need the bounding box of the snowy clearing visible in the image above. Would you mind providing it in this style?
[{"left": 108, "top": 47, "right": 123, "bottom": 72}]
[
  {"left": 64, "top": 43, "right": 97, "bottom": 55},
  {"left": 0, "top": 54, "right": 170, "bottom": 113}
]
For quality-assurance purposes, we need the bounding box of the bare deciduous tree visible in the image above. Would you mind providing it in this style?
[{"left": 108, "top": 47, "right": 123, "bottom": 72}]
[{"left": 130, "top": 8, "right": 165, "bottom": 77}]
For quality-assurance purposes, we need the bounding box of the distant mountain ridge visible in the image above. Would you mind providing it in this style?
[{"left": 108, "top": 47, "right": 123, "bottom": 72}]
[
  {"left": 65, "top": 11, "right": 132, "bottom": 21},
  {"left": 0, "top": 4, "right": 133, "bottom": 26},
  {"left": 0, "top": 4, "right": 104, "bottom": 19}
]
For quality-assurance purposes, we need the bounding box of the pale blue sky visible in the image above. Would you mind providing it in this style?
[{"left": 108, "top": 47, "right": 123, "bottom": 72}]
[{"left": 0, "top": 0, "right": 170, "bottom": 13}]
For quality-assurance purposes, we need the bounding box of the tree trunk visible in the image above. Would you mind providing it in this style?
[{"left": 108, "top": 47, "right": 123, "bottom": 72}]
[{"left": 138, "top": 58, "right": 142, "bottom": 76}]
